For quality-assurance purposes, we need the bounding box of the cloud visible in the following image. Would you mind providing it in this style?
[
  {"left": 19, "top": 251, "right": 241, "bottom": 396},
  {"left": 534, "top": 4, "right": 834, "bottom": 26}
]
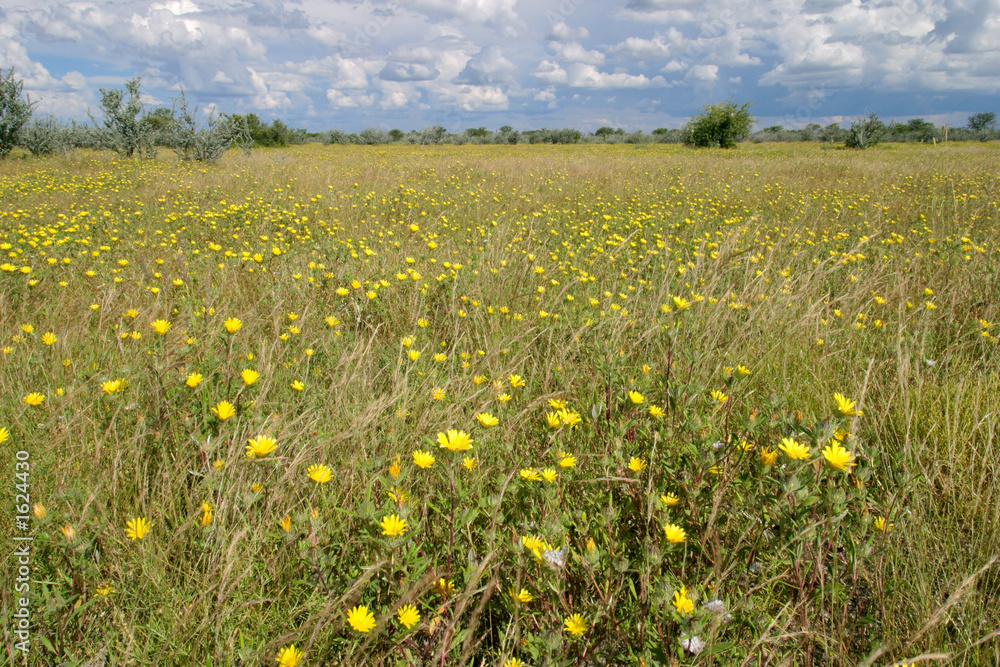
[
  {"left": 550, "top": 41, "right": 605, "bottom": 66},
  {"left": 685, "top": 63, "right": 718, "bottom": 82},
  {"left": 247, "top": 67, "right": 290, "bottom": 109},
  {"left": 548, "top": 21, "right": 588, "bottom": 41},
  {"left": 409, "top": 0, "right": 518, "bottom": 25},
  {"left": 326, "top": 88, "right": 375, "bottom": 108},
  {"left": 455, "top": 46, "right": 516, "bottom": 85},
  {"left": 379, "top": 62, "right": 439, "bottom": 81}
]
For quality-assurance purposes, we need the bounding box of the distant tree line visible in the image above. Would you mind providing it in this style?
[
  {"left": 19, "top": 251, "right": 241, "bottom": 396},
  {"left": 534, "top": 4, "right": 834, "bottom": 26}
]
[{"left": 0, "top": 69, "right": 996, "bottom": 161}]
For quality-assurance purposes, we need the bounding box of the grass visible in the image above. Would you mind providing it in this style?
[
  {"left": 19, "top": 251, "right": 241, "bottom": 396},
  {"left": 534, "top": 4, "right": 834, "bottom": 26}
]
[{"left": 1, "top": 141, "right": 999, "bottom": 666}]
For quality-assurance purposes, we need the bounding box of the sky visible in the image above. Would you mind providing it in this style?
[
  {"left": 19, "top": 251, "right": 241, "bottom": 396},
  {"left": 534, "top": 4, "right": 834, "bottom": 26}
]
[{"left": 1, "top": 0, "right": 999, "bottom": 133}]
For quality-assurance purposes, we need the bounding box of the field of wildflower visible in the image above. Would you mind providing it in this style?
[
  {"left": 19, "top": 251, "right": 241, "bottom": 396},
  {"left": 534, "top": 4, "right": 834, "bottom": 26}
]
[{"left": 2, "top": 141, "right": 999, "bottom": 666}]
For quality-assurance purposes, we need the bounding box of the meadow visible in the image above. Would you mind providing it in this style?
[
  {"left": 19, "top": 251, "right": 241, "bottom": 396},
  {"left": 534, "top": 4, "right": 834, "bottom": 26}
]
[{"left": 1, "top": 141, "right": 999, "bottom": 666}]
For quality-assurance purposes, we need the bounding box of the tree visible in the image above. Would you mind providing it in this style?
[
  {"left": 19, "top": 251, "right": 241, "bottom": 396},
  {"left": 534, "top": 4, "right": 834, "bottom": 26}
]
[
  {"left": 845, "top": 112, "right": 887, "bottom": 149},
  {"left": 93, "top": 76, "right": 155, "bottom": 157},
  {"left": 0, "top": 68, "right": 36, "bottom": 159},
  {"left": 683, "top": 100, "right": 754, "bottom": 148},
  {"left": 967, "top": 112, "right": 996, "bottom": 131}
]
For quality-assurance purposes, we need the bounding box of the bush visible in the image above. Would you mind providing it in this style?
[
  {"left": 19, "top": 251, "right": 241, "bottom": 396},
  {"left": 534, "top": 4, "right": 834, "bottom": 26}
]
[
  {"left": 92, "top": 76, "right": 156, "bottom": 158},
  {"left": 18, "top": 116, "right": 69, "bottom": 156},
  {"left": 0, "top": 68, "right": 36, "bottom": 158},
  {"left": 683, "top": 100, "right": 754, "bottom": 148},
  {"left": 171, "top": 89, "right": 234, "bottom": 163},
  {"left": 845, "top": 112, "right": 887, "bottom": 149}
]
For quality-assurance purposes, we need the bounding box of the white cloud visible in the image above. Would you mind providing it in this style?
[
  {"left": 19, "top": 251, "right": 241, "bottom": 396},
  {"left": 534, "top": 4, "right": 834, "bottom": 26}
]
[
  {"left": 409, "top": 0, "right": 518, "bottom": 25},
  {"left": 534, "top": 60, "right": 568, "bottom": 85},
  {"left": 247, "top": 67, "right": 290, "bottom": 109},
  {"left": 455, "top": 46, "right": 517, "bottom": 85},
  {"left": 326, "top": 88, "right": 375, "bottom": 108},
  {"left": 551, "top": 41, "right": 605, "bottom": 66},
  {"left": 454, "top": 84, "right": 508, "bottom": 110},
  {"left": 548, "top": 21, "right": 588, "bottom": 41},
  {"left": 686, "top": 64, "right": 718, "bottom": 82}
]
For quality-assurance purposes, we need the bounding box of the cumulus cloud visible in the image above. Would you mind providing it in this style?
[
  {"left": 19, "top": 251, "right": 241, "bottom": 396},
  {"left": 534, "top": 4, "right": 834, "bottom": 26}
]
[
  {"left": 379, "top": 62, "right": 439, "bottom": 81},
  {"left": 455, "top": 46, "right": 517, "bottom": 85},
  {"left": 550, "top": 41, "right": 606, "bottom": 66},
  {"left": 548, "top": 21, "right": 588, "bottom": 41}
]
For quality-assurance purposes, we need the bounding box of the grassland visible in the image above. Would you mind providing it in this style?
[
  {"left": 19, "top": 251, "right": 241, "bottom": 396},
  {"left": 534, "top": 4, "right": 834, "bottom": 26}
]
[{"left": 2, "top": 141, "right": 999, "bottom": 666}]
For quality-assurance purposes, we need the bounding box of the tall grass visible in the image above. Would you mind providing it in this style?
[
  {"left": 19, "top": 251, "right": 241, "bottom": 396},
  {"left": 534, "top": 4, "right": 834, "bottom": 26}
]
[{"left": 1, "top": 142, "right": 999, "bottom": 666}]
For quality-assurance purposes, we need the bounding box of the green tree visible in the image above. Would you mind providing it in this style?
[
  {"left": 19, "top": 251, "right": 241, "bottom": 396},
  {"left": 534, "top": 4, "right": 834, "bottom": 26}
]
[
  {"left": 93, "top": 76, "right": 155, "bottom": 157},
  {"left": 683, "top": 100, "right": 754, "bottom": 148},
  {"left": 845, "top": 112, "right": 887, "bottom": 149},
  {"left": 0, "top": 68, "right": 37, "bottom": 159},
  {"left": 967, "top": 112, "right": 996, "bottom": 131}
]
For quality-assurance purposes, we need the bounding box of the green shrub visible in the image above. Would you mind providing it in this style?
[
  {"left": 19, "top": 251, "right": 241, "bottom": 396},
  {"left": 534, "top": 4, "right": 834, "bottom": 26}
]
[{"left": 683, "top": 100, "right": 754, "bottom": 148}]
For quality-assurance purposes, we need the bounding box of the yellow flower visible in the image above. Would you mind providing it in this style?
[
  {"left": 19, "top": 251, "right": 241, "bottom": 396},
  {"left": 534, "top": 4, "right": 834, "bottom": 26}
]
[
  {"left": 380, "top": 513, "right": 408, "bottom": 537},
  {"left": 475, "top": 412, "right": 498, "bottom": 427},
  {"left": 387, "top": 487, "right": 409, "bottom": 504},
  {"left": 125, "top": 517, "right": 152, "bottom": 541},
  {"left": 212, "top": 401, "right": 236, "bottom": 421},
  {"left": 275, "top": 644, "right": 304, "bottom": 667},
  {"left": 400, "top": 335, "right": 413, "bottom": 347},
  {"left": 290, "top": 380, "right": 304, "bottom": 392},
  {"left": 503, "top": 659, "right": 528, "bottom": 667},
  {"left": 41, "top": 332, "right": 57, "bottom": 345},
  {"left": 663, "top": 523, "right": 686, "bottom": 543},
  {"left": 558, "top": 455, "right": 576, "bottom": 468},
  {"left": 557, "top": 410, "right": 580, "bottom": 427},
  {"left": 779, "top": 437, "right": 810, "bottom": 460},
  {"left": 437, "top": 429, "right": 473, "bottom": 452},
  {"left": 223, "top": 317, "right": 242, "bottom": 334},
  {"left": 548, "top": 398, "right": 568, "bottom": 409},
  {"left": 509, "top": 374, "right": 525, "bottom": 388},
  {"left": 628, "top": 457, "right": 646, "bottom": 473},
  {"left": 672, "top": 295, "right": 691, "bottom": 311},
  {"left": 150, "top": 319, "right": 171, "bottom": 336},
  {"left": 627, "top": 390, "right": 644, "bottom": 404},
  {"left": 497, "top": 392, "right": 512, "bottom": 403},
  {"left": 413, "top": 450, "right": 435, "bottom": 469},
  {"left": 408, "top": 349, "right": 421, "bottom": 361},
  {"left": 280, "top": 514, "right": 292, "bottom": 533},
  {"left": 388, "top": 456, "right": 401, "bottom": 479},
  {"left": 649, "top": 405, "right": 665, "bottom": 418},
  {"left": 462, "top": 456, "right": 477, "bottom": 470},
  {"left": 397, "top": 604, "right": 420, "bottom": 629},
  {"left": 61, "top": 525, "right": 76, "bottom": 542},
  {"left": 102, "top": 379, "right": 125, "bottom": 395},
  {"left": 241, "top": 369, "right": 259, "bottom": 386},
  {"left": 0, "top": 427, "right": 8, "bottom": 444},
  {"left": 199, "top": 503, "right": 213, "bottom": 527},
  {"left": 660, "top": 492, "right": 680, "bottom": 507},
  {"left": 834, "top": 393, "right": 863, "bottom": 417},
  {"left": 822, "top": 443, "right": 855, "bottom": 472},
  {"left": 433, "top": 352, "right": 447, "bottom": 362},
  {"left": 710, "top": 389, "right": 728, "bottom": 404},
  {"left": 759, "top": 447, "right": 778, "bottom": 466},
  {"left": 519, "top": 468, "right": 541, "bottom": 481},
  {"left": 671, "top": 586, "right": 694, "bottom": 615},
  {"left": 186, "top": 373, "right": 203, "bottom": 388},
  {"left": 307, "top": 464, "right": 333, "bottom": 483},
  {"left": 431, "top": 387, "right": 446, "bottom": 400},
  {"left": 23, "top": 393, "right": 45, "bottom": 407},
  {"left": 873, "top": 516, "right": 893, "bottom": 533},
  {"left": 246, "top": 435, "right": 277, "bottom": 458},
  {"left": 563, "top": 613, "right": 590, "bottom": 636},
  {"left": 544, "top": 411, "right": 562, "bottom": 429},
  {"left": 434, "top": 578, "right": 456, "bottom": 597},
  {"left": 510, "top": 587, "right": 534, "bottom": 603},
  {"left": 346, "top": 605, "right": 376, "bottom": 633},
  {"left": 212, "top": 459, "right": 225, "bottom": 470},
  {"left": 32, "top": 503, "right": 45, "bottom": 519}
]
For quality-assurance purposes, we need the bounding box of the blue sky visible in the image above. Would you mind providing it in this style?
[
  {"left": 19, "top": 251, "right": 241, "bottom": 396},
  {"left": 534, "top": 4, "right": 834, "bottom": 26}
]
[{"left": 2, "top": 0, "right": 998, "bottom": 133}]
